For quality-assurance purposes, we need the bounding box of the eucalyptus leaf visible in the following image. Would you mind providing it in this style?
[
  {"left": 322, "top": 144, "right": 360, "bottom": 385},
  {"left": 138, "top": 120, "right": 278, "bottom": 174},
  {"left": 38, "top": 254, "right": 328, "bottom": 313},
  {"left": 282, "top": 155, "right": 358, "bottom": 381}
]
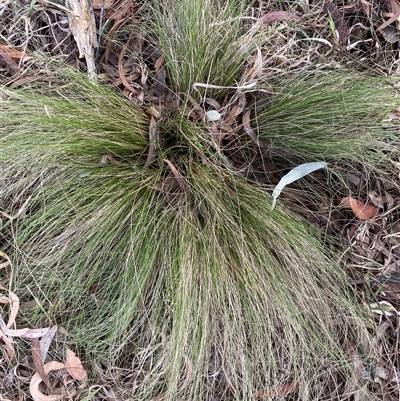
[{"left": 272, "top": 161, "right": 327, "bottom": 209}]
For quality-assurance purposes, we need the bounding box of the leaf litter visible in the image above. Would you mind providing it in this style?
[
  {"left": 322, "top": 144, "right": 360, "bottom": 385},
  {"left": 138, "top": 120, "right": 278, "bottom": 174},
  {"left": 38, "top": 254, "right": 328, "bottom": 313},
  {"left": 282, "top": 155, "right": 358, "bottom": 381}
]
[{"left": 0, "top": 251, "right": 88, "bottom": 401}]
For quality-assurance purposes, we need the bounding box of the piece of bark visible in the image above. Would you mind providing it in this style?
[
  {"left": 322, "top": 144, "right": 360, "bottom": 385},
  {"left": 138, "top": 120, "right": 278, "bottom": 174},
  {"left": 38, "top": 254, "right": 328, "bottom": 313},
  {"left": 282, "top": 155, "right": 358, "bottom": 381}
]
[{"left": 66, "top": 0, "right": 98, "bottom": 79}]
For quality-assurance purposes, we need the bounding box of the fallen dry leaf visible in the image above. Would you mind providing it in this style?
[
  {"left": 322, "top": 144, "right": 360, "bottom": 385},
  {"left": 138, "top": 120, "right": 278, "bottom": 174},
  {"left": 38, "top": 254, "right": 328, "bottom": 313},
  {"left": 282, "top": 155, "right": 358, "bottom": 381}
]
[
  {"left": 0, "top": 250, "right": 12, "bottom": 270},
  {"left": 243, "top": 109, "right": 261, "bottom": 147},
  {"left": 0, "top": 43, "right": 24, "bottom": 59},
  {"left": 368, "top": 190, "right": 385, "bottom": 208},
  {"left": 262, "top": 10, "right": 301, "bottom": 23},
  {"left": 164, "top": 159, "right": 186, "bottom": 190},
  {"left": 144, "top": 115, "right": 158, "bottom": 168},
  {"left": 65, "top": 348, "right": 87, "bottom": 381},
  {"left": 0, "top": 328, "right": 15, "bottom": 361},
  {"left": 0, "top": 317, "right": 51, "bottom": 339},
  {"left": 154, "top": 55, "right": 165, "bottom": 71},
  {"left": 117, "top": 42, "right": 140, "bottom": 94},
  {"left": 225, "top": 92, "right": 246, "bottom": 122},
  {"left": 368, "top": 190, "right": 395, "bottom": 210},
  {"left": 370, "top": 301, "right": 399, "bottom": 316},
  {"left": 40, "top": 326, "right": 58, "bottom": 361},
  {"left": 0, "top": 46, "right": 19, "bottom": 72},
  {"left": 32, "top": 338, "right": 51, "bottom": 388},
  {"left": 30, "top": 361, "right": 66, "bottom": 401},
  {"left": 254, "top": 381, "right": 300, "bottom": 398},
  {"left": 376, "top": 0, "right": 400, "bottom": 32},
  {"left": 0, "top": 275, "right": 19, "bottom": 360},
  {"left": 322, "top": 1, "right": 349, "bottom": 44},
  {"left": 340, "top": 196, "right": 379, "bottom": 220},
  {"left": 0, "top": 284, "right": 19, "bottom": 328}
]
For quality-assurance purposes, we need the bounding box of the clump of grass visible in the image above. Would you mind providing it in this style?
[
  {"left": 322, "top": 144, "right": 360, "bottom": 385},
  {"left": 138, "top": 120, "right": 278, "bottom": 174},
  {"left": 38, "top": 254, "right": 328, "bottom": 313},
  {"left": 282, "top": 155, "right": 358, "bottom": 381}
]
[
  {"left": 149, "top": 0, "right": 266, "bottom": 96},
  {"left": 254, "top": 72, "right": 398, "bottom": 163},
  {"left": 0, "top": 70, "right": 386, "bottom": 400},
  {"left": 1, "top": 0, "right": 399, "bottom": 400}
]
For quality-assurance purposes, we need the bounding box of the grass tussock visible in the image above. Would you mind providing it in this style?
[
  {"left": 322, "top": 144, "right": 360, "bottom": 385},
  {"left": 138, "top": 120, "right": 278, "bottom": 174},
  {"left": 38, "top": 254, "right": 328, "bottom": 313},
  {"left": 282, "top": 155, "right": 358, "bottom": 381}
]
[
  {"left": 149, "top": 0, "right": 266, "bottom": 96},
  {"left": 0, "top": 70, "right": 388, "bottom": 400},
  {"left": 1, "top": 0, "right": 400, "bottom": 400}
]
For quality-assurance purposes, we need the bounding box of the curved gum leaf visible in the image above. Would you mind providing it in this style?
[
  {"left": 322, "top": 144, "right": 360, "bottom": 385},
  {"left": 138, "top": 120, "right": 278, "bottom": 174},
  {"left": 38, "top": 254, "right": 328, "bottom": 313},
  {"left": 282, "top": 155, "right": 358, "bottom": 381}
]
[{"left": 272, "top": 162, "right": 327, "bottom": 209}]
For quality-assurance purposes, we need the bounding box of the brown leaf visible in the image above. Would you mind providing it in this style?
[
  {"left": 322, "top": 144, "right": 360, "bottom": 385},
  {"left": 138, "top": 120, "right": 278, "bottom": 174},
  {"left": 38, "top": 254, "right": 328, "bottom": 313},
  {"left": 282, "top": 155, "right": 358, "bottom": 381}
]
[
  {"left": 340, "top": 196, "right": 378, "bottom": 220},
  {"left": 65, "top": 348, "right": 87, "bottom": 381},
  {"left": 368, "top": 190, "right": 395, "bottom": 210},
  {"left": 144, "top": 115, "right": 158, "bottom": 168},
  {"left": 0, "top": 318, "right": 51, "bottom": 339},
  {"left": 376, "top": 0, "right": 400, "bottom": 32},
  {"left": 0, "top": 45, "right": 19, "bottom": 72},
  {"left": 32, "top": 338, "right": 50, "bottom": 388},
  {"left": 262, "top": 11, "right": 301, "bottom": 24},
  {"left": 118, "top": 42, "right": 140, "bottom": 94},
  {"left": 30, "top": 361, "right": 66, "bottom": 401},
  {"left": 0, "top": 43, "right": 24, "bottom": 59},
  {"left": 0, "top": 329, "right": 15, "bottom": 361},
  {"left": 0, "top": 251, "right": 12, "bottom": 269},
  {"left": 254, "top": 381, "right": 300, "bottom": 398},
  {"left": 243, "top": 109, "right": 262, "bottom": 147},
  {"left": 0, "top": 285, "right": 19, "bottom": 328},
  {"left": 154, "top": 55, "right": 165, "bottom": 71},
  {"left": 368, "top": 190, "right": 385, "bottom": 208},
  {"left": 164, "top": 159, "right": 186, "bottom": 191},
  {"left": 225, "top": 92, "right": 246, "bottom": 122}
]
